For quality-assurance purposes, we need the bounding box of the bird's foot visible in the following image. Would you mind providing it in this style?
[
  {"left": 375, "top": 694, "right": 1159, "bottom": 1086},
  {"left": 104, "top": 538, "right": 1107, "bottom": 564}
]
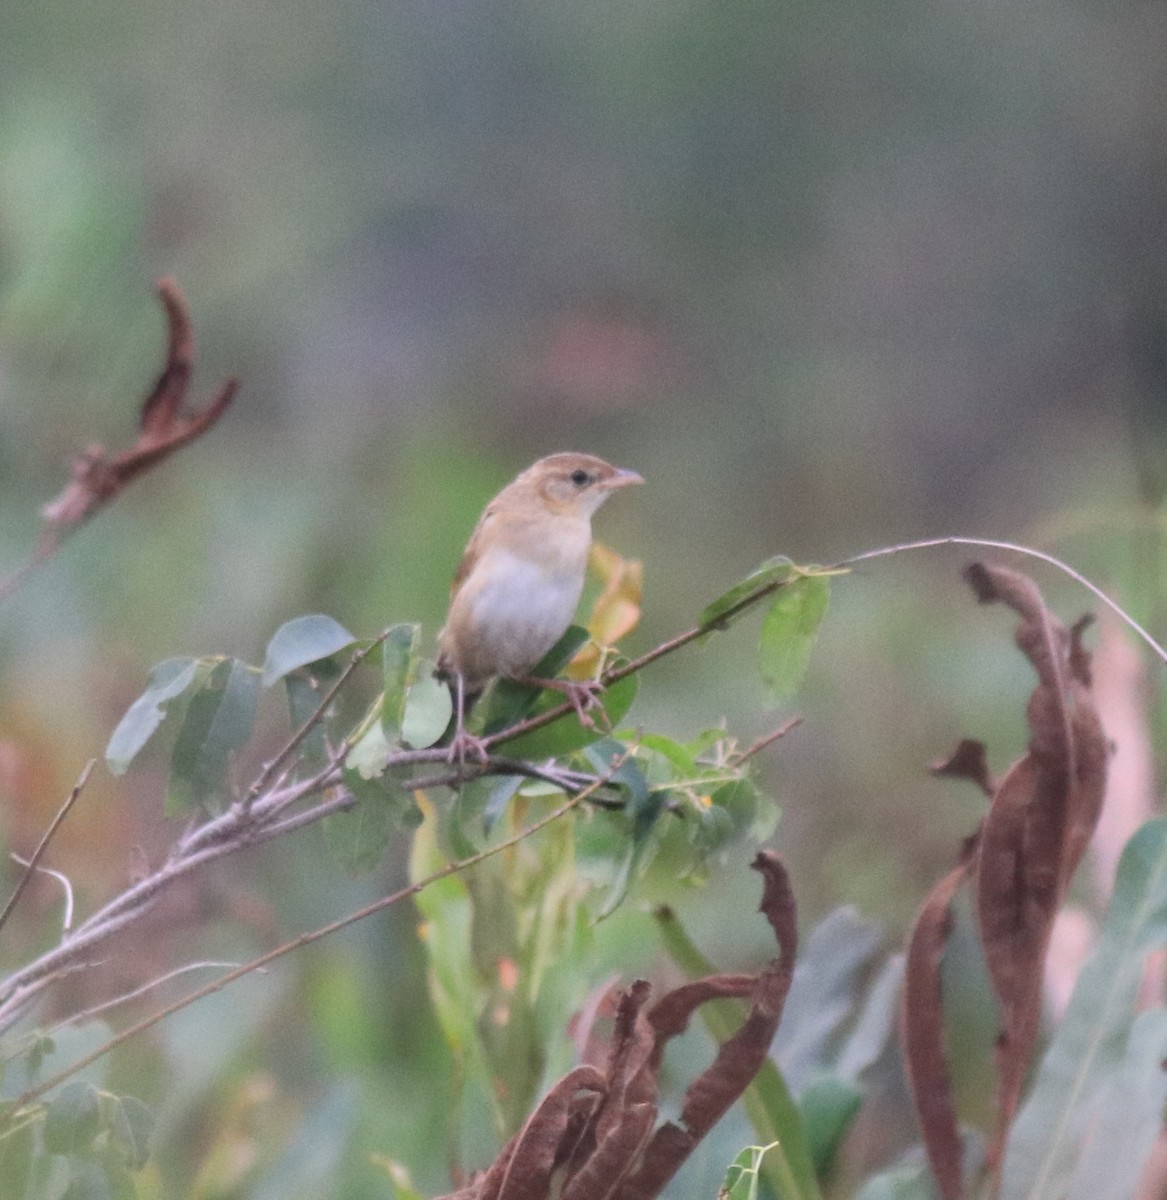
[
  {"left": 446, "top": 728, "right": 491, "bottom": 767},
  {"left": 519, "top": 676, "right": 609, "bottom": 731}
]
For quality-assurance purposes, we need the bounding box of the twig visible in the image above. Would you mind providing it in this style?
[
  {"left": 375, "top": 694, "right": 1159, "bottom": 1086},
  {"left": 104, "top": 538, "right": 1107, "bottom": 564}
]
[
  {"left": 47, "top": 961, "right": 249, "bottom": 1031},
  {"left": 243, "top": 631, "right": 389, "bottom": 808},
  {"left": 3, "top": 533, "right": 1131, "bottom": 1043},
  {"left": 12, "top": 759, "right": 625, "bottom": 1111},
  {"left": 0, "top": 761, "right": 93, "bottom": 937},
  {"left": 731, "top": 716, "right": 804, "bottom": 767},
  {"left": 484, "top": 571, "right": 807, "bottom": 752},
  {"left": 0, "top": 744, "right": 606, "bottom": 1028},
  {"left": 841, "top": 536, "right": 1167, "bottom": 666},
  {"left": 8, "top": 857, "right": 75, "bottom": 933}
]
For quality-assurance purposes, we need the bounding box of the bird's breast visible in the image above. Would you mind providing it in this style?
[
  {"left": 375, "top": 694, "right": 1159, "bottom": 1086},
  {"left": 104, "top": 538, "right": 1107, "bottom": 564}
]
[{"left": 441, "top": 544, "right": 588, "bottom": 685}]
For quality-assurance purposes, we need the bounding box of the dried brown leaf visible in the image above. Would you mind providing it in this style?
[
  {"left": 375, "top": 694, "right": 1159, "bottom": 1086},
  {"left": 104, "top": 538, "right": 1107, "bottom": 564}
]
[
  {"left": 902, "top": 845, "right": 977, "bottom": 1200},
  {"left": 614, "top": 851, "right": 797, "bottom": 1200},
  {"left": 484, "top": 1067, "right": 608, "bottom": 1200},
  {"left": 931, "top": 738, "right": 995, "bottom": 797},
  {"left": 964, "top": 563, "right": 1108, "bottom": 1164},
  {"left": 39, "top": 277, "right": 236, "bottom": 535},
  {"left": 437, "top": 854, "right": 798, "bottom": 1200}
]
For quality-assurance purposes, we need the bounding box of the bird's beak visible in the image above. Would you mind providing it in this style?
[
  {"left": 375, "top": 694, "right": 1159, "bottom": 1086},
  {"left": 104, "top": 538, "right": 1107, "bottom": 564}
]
[{"left": 604, "top": 467, "right": 645, "bottom": 490}]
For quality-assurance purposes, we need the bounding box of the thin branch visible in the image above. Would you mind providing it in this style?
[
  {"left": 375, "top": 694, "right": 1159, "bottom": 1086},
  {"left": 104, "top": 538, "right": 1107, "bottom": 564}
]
[
  {"left": 47, "top": 960, "right": 248, "bottom": 1031},
  {"left": 731, "top": 716, "right": 804, "bottom": 767},
  {"left": 1, "top": 533, "right": 1135, "bottom": 1044},
  {"left": 0, "top": 760, "right": 93, "bottom": 937},
  {"left": 243, "top": 630, "right": 389, "bottom": 807},
  {"left": 12, "top": 759, "right": 625, "bottom": 1111},
  {"left": 841, "top": 536, "right": 1167, "bottom": 666},
  {"left": 483, "top": 572, "right": 806, "bottom": 752}
]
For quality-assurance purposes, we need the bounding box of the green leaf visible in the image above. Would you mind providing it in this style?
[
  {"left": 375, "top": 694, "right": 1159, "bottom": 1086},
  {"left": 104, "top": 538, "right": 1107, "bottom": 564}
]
[
  {"left": 758, "top": 575, "right": 830, "bottom": 701},
  {"left": 284, "top": 672, "right": 328, "bottom": 767},
  {"left": 720, "top": 1142, "right": 779, "bottom": 1200},
  {"left": 595, "top": 755, "right": 661, "bottom": 918},
  {"left": 1066, "top": 1009, "right": 1167, "bottom": 1200},
  {"left": 482, "top": 775, "right": 525, "bottom": 835},
  {"left": 165, "top": 658, "right": 260, "bottom": 815},
  {"left": 699, "top": 556, "right": 799, "bottom": 630},
  {"left": 1002, "top": 818, "right": 1167, "bottom": 1200},
  {"left": 775, "top": 906, "right": 884, "bottom": 1090},
  {"left": 325, "top": 767, "right": 419, "bottom": 874},
  {"left": 381, "top": 624, "right": 421, "bottom": 743},
  {"left": 637, "top": 732, "right": 699, "bottom": 777},
  {"left": 837, "top": 953, "right": 905, "bottom": 1080},
  {"left": 800, "top": 1074, "right": 863, "bottom": 1175},
  {"left": 0, "top": 1104, "right": 34, "bottom": 1198},
  {"left": 44, "top": 1081, "right": 101, "bottom": 1155},
  {"left": 105, "top": 658, "right": 200, "bottom": 774},
  {"left": 347, "top": 720, "right": 394, "bottom": 780},
  {"left": 61, "top": 1158, "right": 121, "bottom": 1200},
  {"left": 855, "top": 1162, "right": 939, "bottom": 1200},
  {"left": 107, "top": 1094, "right": 153, "bottom": 1170},
  {"left": 496, "top": 672, "right": 638, "bottom": 761},
  {"left": 262, "top": 614, "right": 357, "bottom": 686},
  {"left": 401, "top": 672, "right": 453, "bottom": 749}
]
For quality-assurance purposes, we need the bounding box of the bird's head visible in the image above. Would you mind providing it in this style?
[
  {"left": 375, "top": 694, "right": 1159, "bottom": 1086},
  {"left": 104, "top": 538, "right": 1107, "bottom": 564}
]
[{"left": 518, "top": 452, "right": 644, "bottom": 519}]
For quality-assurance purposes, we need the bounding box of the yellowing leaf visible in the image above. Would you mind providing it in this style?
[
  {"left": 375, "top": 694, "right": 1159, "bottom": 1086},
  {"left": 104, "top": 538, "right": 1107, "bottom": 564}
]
[{"left": 570, "top": 542, "right": 643, "bottom": 679}]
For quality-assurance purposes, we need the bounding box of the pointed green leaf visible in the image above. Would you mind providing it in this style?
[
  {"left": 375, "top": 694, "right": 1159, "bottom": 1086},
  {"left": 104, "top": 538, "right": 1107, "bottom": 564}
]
[
  {"left": 165, "top": 658, "right": 259, "bottom": 814},
  {"left": 759, "top": 575, "right": 829, "bottom": 701},
  {"left": 637, "top": 732, "right": 699, "bottom": 777},
  {"left": 598, "top": 762, "right": 663, "bottom": 919},
  {"left": 284, "top": 672, "right": 328, "bottom": 767},
  {"left": 107, "top": 1094, "right": 153, "bottom": 1170},
  {"left": 325, "top": 768, "right": 419, "bottom": 874},
  {"left": 381, "top": 624, "right": 421, "bottom": 743},
  {"left": 1067, "top": 1009, "right": 1167, "bottom": 1200},
  {"left": 800, "top": 1074, "right": 863, "bottom": 1174},
  {"left": 482, "top": 775, "right": 525, "bottom": 835},
  {"left": 1003, "top": 818, "right": 1167, "bottom": 1199},
  {"left": 44, "top": 1081, "right": 101, "bottom": 1154},
  {"left": 855, "top": 1163, "right": 938, "bottom": 1200},
  {"left": 699, "top": 557, "right": 798, "bottom": 630},
  {"left": 61, "top": 1158, "right": 121, "bottom": 1200},
  {"left": 105, "top": 657, "right": 200, "bottom": 774},
  {"left": 721, "top": 1143, "right": 780, "bottom": 1200},
  {"left": 262, "top": 614, "right": 357, "bottom": 686}
]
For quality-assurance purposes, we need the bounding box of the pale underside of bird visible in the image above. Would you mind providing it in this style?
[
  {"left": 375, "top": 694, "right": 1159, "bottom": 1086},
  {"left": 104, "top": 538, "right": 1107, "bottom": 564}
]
[{"left": 435, "top": 452, "right": 643, "bottom": 763}]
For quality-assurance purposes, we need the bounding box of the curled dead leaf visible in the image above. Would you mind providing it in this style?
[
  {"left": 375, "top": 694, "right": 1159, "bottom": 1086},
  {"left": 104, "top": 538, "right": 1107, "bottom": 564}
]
[
  {"left": 904, "top": 563, "right": 1109, "bottom": 1194},
  {"left": 438, "top": 853, "right": 797, "bottom": 1200}
]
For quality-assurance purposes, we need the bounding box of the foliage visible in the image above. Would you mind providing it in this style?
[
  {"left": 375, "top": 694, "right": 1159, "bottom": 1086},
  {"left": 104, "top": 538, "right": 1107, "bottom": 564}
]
[{"left": 3, "top": 304, "right": 1167, "bottom": 1196}]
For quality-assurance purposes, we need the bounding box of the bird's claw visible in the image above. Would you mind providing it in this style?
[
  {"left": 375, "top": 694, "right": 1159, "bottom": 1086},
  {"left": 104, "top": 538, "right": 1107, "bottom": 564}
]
[
  {"left": 446, "top": 729, "right": 490, "bottom": 767},
  {"left": 563, "top": 680, "right": 607, "bottom": 730},
  {"left": 520, "top": 676, "right": 610, "bottom": 731}
]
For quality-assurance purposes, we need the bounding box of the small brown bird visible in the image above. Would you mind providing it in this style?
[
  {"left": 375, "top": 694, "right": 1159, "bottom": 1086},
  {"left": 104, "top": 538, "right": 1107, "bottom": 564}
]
[{"left": 437, "top": 452, "right": 644, "bottom": 763}]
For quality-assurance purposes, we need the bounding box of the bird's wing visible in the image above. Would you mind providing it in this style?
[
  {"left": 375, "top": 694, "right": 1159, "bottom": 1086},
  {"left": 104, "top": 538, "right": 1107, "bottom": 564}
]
[{"left": 449, "top": 503, "right": 497, "bottom": 596}]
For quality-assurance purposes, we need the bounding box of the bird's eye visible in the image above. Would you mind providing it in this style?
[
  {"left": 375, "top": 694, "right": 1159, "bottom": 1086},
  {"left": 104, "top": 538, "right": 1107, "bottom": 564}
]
[{"left": 570, "top": 468, "right": 590, "bottom": 486}]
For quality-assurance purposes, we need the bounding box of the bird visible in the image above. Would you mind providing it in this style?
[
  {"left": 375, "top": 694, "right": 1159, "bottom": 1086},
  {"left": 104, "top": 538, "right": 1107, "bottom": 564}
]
[{"left": 436, "top": 452, "right": 644, "bottom": 764}]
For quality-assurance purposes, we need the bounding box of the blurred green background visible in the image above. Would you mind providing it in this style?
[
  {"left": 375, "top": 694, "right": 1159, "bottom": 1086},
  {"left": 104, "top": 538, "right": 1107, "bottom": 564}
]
[{"left": 1, "top": 0, "right": 1164, "bottom": 1194}]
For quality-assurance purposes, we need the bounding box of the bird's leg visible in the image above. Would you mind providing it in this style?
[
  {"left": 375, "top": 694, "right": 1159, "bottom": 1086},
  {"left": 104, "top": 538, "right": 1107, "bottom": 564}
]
[
  {"left": 446, "top": 672, "right": 490, "bottom": 766},
  {"left": 515, "top": 675, "right": 609, "bottom": 731}
]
